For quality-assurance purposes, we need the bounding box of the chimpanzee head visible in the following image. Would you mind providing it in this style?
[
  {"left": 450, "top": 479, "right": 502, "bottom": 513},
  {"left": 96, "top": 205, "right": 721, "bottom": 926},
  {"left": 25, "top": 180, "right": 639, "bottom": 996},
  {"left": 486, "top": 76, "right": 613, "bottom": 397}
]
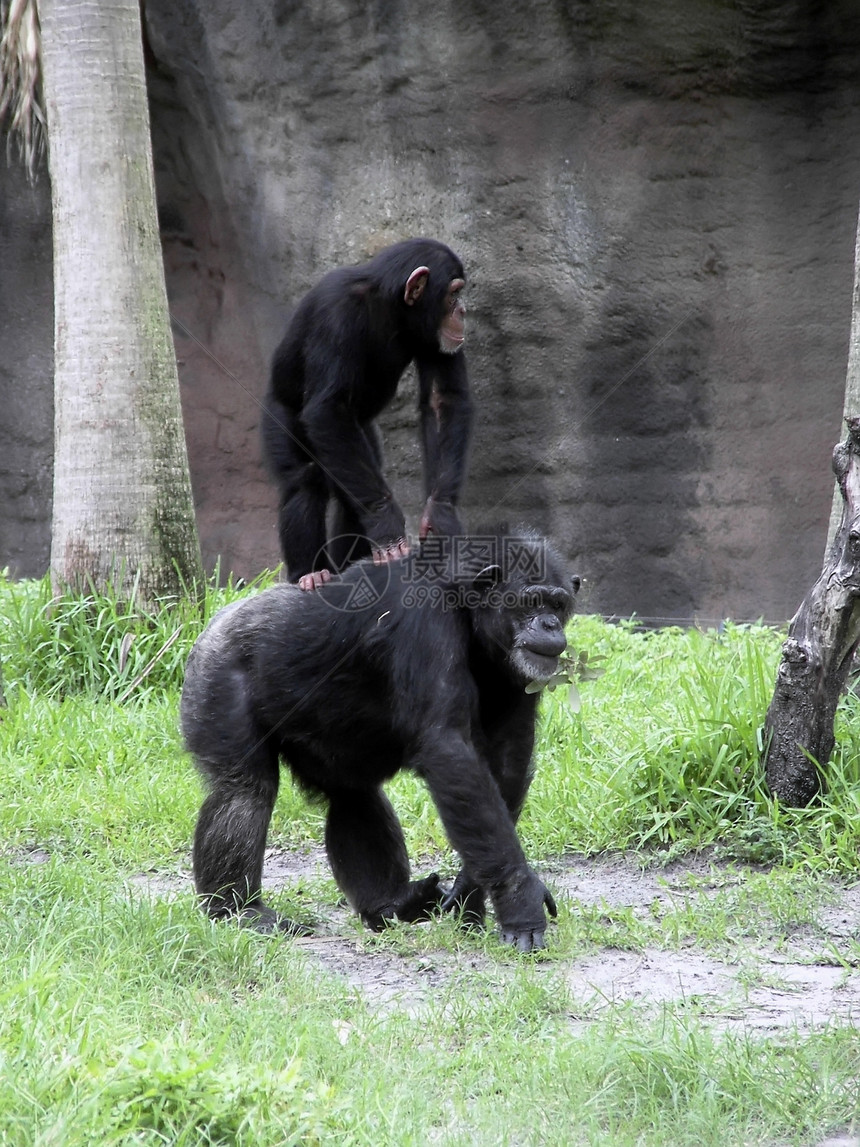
[
  {"left": 380, "top": 238, "right": 466, "bottom": 355},
  {"left": 404, "top": 265, "right": 465, "bottom": 355},
  {"left": 466, "top": 533, "right": 579, "bottom": 687}
]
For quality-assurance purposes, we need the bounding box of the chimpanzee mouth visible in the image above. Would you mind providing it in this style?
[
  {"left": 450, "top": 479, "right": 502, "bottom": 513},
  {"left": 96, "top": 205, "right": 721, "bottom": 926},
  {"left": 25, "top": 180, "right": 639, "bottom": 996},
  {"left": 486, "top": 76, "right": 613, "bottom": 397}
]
[
  {"left": 440, "top": 332, "right": 465, "bottom": 354},
  {"left": 513, "top": 649, "right": 560, "bottom": 683}
]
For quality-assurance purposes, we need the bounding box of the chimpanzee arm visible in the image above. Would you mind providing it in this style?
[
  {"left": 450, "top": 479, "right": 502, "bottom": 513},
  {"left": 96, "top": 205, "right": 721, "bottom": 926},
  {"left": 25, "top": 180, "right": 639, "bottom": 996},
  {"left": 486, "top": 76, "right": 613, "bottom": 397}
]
[
  {"left": 415, "top": 728, "right": 554, "bottom": 951},
  {"left": 302, "top": 398, "right": 406, "bottom": 546},
  {"left": 439, "top": 693, "right": 542, "bottom": 932},
  {"left": 486, "top": 693, "right": 540, "bottom": 820},
  {"left": 417, "top": 354, "right": 473, "bottom": 539}
]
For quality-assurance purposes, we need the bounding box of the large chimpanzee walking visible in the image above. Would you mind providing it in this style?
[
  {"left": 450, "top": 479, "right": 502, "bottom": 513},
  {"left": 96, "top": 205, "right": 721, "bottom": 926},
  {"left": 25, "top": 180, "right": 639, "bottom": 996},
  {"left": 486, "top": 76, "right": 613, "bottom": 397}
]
[{"left": 181, "top": 532, "right": 579, "bottom": 953}]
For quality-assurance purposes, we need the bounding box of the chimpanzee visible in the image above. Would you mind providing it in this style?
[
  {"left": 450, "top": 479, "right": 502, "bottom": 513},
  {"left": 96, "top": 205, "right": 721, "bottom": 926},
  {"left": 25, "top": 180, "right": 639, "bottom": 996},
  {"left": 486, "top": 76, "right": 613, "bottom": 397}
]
[
  {"left": 260, "top": 238, "right": 473, "bottom": 591},
  {"left": 181, "top": 531, "right": 579, "bottom": 952}
]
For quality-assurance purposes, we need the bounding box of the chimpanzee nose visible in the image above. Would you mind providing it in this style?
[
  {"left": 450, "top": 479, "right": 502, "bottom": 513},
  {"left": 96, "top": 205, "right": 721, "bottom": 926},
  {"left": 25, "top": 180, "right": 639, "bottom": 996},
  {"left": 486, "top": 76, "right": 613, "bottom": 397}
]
[{"left": 532, "top": 616, "right": 566, "bottom": 657}]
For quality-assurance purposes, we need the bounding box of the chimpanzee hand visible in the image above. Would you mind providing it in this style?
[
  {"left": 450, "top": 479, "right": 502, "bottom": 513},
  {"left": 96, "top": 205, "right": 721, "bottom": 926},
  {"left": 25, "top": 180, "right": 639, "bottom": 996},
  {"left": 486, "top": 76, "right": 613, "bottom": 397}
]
[
  {"left": 366, "top": 497, "right": 409, "bottom": 564},
  {"left": 419, "top": 497, "right": 463, "bottom": 541},
  {"left": 495, "top": 873, "right": 558, "bottom": 953}
]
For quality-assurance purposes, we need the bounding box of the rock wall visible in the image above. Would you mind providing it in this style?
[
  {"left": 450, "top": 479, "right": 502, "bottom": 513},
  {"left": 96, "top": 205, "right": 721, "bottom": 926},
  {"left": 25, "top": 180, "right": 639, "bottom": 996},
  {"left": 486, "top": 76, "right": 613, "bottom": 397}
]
[
  {"left": 2, "top": 0, "right": 860, "bottom": 622},
  {"left": 0, "top": 160, "right": 53, "bottom": 577}
]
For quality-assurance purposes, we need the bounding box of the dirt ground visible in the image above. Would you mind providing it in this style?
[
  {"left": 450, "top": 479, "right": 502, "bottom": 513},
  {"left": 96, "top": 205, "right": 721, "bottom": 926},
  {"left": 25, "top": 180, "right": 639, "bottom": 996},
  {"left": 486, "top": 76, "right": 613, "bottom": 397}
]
[
  {"left": 136, "top": 847, "right": 860, "bottom": 1036},
  {"left": 133, "top": 847, "right": 859, "bottom": 1146}
]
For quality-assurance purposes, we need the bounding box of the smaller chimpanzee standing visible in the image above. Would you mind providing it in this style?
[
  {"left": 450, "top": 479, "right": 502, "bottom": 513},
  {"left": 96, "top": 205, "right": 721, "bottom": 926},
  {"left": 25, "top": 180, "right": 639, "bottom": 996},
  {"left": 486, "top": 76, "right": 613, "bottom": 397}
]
[
  {"left": 260, "top": 238, "right": 473, "bottom": 590},
  {"left": 181, "top": 531, "right": 579, "bottom": 952}
]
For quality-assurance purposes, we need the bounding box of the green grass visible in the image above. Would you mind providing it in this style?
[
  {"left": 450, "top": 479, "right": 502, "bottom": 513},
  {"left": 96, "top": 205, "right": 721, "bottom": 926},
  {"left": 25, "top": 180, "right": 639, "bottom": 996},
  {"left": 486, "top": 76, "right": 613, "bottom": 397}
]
[
  {"left": 532, "top": 616, "right": 860, "bottom": 872},
  {"left": 0, "top": 572, "right": 859, "bottom": 1145}
]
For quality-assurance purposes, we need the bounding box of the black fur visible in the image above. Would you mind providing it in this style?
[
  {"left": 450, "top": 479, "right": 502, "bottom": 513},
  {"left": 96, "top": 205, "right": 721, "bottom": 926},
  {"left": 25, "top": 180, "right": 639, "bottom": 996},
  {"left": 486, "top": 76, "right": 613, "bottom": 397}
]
[
  {"left": 181, "top": 532, "right": 577, "bottom": 952},
  {"left": 260, "top": 238, "right": 473, "bottom": 580}
]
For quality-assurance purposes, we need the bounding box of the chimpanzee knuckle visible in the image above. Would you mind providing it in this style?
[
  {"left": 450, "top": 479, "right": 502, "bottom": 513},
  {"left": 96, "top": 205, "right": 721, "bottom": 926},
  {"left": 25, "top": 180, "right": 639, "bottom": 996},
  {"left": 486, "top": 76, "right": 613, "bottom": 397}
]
[
  {"left": 493, "top": 869, "right": 553, "bottom": 933},
  {"left": 499, "top": 914, "right": 546, "bottom": 942},
  {"left": 501, "top": 927, "right": 544, "bottom": 953},
  {"left": 496, "top": 899, "right": 547, "bottom": 935}
]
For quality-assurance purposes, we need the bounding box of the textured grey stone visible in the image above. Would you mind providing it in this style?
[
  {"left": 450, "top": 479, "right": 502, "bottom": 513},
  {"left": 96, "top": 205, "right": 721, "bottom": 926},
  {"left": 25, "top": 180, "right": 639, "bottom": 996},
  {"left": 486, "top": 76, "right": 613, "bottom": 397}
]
[{"left": 3, "top": 0, "right": 860, "bottom": 621}]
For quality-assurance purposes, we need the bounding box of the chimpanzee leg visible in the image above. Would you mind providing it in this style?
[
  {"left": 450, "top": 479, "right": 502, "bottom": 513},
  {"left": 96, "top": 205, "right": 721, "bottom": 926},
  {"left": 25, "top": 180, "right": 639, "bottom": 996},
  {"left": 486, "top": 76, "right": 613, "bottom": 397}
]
[
  {"left": 192, "top": 745, "right": 309, "bottom": 935},
  {"left": 326, "top": 422, "right": 384, "bottom": 571},
  {"left": 324, "top": 788, "right": 444, "bottom": 931},
  {"left": 327, "top": 498, "right": 372, "bottom": 571},
  {"left": 278, "top": 469, "right": 329, "bottom": 580},
  {"left": 260, "top": 396, "right": 329, "bottom": 579}
]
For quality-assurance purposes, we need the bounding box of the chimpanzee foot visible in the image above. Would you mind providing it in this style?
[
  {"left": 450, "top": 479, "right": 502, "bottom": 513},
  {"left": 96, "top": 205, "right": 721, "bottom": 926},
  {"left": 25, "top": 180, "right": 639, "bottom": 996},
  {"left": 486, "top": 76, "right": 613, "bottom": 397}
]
[
  {"left": 396, "top": 873, "right": 446, "bottom": 922},
  {"left": 360, "top": 873, "right": 444, "bottom": 931},
  {"left": 237, "top": 902, "right": 313, "bottom": 936},
  {"left": 298, "top": 569, "right": 333, "bottom": 592},
  {"left": 439, "top": 871, "right": 486, "bottom": 930}
]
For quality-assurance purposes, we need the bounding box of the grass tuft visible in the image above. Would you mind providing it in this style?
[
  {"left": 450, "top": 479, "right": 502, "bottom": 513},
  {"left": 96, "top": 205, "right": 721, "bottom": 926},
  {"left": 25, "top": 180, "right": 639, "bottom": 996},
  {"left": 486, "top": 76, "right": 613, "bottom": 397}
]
[{"left": 0, "top": 566, "right": 274, "bottom": 701}]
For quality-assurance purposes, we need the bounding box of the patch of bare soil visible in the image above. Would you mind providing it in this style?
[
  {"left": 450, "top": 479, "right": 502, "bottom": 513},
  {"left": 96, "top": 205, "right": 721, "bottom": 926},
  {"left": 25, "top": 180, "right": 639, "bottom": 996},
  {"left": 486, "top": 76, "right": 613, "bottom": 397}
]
[
  {"left": 549, "top": 855, "right": 860, "bottom": 1036},
  {"left": 132, "top": 846, "right": 860, "bottom": 1040}
]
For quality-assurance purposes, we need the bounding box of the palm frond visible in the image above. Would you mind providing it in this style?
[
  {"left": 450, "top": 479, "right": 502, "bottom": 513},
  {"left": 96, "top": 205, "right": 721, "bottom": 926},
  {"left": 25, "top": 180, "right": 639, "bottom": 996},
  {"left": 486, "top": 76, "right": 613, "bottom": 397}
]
[{"left": 0, "top": 0, "right": 45, "bottom": 179}]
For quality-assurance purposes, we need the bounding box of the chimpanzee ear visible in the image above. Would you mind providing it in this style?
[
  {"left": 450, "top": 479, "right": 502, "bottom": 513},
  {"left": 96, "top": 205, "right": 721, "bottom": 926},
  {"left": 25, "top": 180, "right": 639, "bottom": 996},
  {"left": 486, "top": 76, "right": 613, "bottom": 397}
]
[
  {"left": 472, "top": 564, "right": 503, "bottom": 592},
  {"left": 404, "top": 266, "right": 430, "bottom": 305}
]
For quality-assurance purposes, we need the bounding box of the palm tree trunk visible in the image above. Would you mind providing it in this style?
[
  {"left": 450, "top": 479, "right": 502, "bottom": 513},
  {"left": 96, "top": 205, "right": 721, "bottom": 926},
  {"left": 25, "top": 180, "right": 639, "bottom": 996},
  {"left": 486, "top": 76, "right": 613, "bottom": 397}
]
[{"left": 39, "top": 0, "right": 202, "bottom": 602}]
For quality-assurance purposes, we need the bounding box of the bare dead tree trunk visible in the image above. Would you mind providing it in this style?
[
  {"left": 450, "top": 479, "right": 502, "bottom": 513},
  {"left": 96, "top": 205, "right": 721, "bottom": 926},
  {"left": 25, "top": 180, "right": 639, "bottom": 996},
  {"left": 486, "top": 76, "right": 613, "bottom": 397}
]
[
  {"left": 763, "top": 417, "right": 860, "bottom": 805},
  {"left": 826, "top": 203, "right": 860, "bottom": 551}
]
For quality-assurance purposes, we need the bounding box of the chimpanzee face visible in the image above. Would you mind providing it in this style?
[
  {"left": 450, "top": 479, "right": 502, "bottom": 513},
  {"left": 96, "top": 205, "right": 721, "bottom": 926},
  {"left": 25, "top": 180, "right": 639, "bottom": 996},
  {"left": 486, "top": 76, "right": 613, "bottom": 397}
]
[
  {"left": 508, "top": 584, "right": 574, "bottom": 684},
  {"left": 403, "top": 265, "right": 466, "bottom": 355},
  {"left": 472, "top": 561, "right": 577, "bottom": 687},
  {"left": 438, "top": 278, "right": 466, "bottom": 355}
]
